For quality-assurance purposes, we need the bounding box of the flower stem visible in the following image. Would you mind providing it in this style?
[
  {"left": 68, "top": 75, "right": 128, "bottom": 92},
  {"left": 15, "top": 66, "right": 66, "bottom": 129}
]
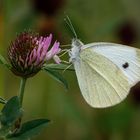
[{"left": 19, "top": 77, "right": 27, "bottom": 106}]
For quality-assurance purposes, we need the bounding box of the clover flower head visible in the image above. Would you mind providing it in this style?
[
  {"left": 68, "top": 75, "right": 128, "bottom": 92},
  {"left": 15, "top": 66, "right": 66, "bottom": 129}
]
[{"left": 8, "top": 31, "right": 61, "bottom": 78}]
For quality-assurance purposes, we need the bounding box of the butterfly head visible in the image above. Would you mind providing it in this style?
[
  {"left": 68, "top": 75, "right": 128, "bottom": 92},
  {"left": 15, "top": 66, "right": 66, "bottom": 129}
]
[{"left": 72, "top": 38, "right": 84, "bottom": 48}]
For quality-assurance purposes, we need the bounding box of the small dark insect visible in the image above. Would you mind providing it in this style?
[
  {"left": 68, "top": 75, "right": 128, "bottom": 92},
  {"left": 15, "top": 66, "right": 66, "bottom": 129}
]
[{"left": 122, "top": 62, "right": 129, "bottom": 69}]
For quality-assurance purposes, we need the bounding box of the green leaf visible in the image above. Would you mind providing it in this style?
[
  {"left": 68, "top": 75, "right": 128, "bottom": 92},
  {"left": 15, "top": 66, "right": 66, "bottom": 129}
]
[
  {"left": 0, "top": 96, "right": 22, "bottom": 126},
  {"left": 0, "top": 97, "right": 7, "bottom": 104},
  {"left": 0, "top": 126, "right": 11, "bottom": 138},
  {"left": 43, "top": 67, "right": 68, "bottom": 89},
  {"left": 43, "top": 63, "right": 74, "bottom": 71},
  {"left": 0, "top": 54, "right": 11, "bottom": 69},
  {"left": 7, "top": 119, "right": 50, "bottom": 140}
]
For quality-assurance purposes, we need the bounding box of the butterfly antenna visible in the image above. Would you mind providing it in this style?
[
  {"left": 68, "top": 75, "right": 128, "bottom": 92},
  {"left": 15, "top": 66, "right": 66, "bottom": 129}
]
[{"left": 64, "top": 15, "right": 78, "bottom": 39}]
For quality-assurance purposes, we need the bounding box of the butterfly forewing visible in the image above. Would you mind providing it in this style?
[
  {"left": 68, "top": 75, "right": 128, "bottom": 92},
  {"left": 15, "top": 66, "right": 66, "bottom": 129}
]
[
  {"left": 73, "top": 43, "right": 140, "bottom": 108},
  {"left": 83, "top": 43, "right": 140, "bottom": 86}
]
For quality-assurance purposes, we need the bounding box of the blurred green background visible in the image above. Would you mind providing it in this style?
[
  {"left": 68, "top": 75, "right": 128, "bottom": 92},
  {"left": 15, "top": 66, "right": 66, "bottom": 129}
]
[{"left": 0, "top": 0, "right": 140, "bottom": 140}]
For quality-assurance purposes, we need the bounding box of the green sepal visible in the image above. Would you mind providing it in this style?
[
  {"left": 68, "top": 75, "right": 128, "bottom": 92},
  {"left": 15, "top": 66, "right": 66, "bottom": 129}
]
[
  {"left": 0, "top": 54, "right": 11, "bottom": 69},
  {"left": 42, "top": 67, "right": 68, "bottom": 89},
  {"left": 0, "top": 96, "right": 23, "bottom": 126},
  {"left": 6, "top": 119, "right": 50, "bottom": 140}
]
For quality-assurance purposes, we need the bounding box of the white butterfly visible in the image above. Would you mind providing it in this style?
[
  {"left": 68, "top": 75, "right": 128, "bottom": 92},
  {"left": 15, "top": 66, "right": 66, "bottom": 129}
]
[{"left": 65, "top": 16, "right": 140, "bottom": 108}]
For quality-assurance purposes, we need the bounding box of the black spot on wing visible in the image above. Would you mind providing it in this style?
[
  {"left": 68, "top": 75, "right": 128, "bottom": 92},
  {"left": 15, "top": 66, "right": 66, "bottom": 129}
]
[{"left": 122, "top": 62, "right": 129, "bottom": 69}]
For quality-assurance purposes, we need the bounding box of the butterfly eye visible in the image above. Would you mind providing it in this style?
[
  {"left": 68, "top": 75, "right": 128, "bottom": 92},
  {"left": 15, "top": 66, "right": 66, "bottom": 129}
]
[{"left": 75, "top": 41, "right": 81, "bottom": 47}]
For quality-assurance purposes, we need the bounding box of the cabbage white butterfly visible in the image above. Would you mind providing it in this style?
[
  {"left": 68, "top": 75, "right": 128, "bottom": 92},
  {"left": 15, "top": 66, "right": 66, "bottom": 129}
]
[{"left": 65, "top": 16, "right": 140, "bottom": 108}]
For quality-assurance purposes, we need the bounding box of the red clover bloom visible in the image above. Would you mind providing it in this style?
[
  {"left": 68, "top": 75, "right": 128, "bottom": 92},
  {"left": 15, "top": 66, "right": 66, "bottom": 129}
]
[{"left": 8, "top": 32, "right": 61, "bottom": 78}]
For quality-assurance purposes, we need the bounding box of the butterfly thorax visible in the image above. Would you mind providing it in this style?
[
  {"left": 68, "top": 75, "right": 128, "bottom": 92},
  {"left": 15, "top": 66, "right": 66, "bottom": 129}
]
[{"left": 69, "top": 39, "right": 84, "bottom": 62}]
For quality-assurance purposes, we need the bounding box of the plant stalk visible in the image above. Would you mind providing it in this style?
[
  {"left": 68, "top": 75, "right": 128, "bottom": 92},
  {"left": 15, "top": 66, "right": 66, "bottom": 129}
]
[{"left": 19, "top": 77, "right": 27, "bottom": 106}]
